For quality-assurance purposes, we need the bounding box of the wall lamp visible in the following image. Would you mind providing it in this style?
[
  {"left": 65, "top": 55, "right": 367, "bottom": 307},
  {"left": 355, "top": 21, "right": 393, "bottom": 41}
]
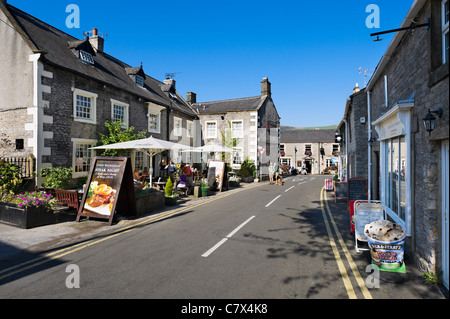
[
  {"left": 423, "top": 108, "right": 443, "bottom": 136},
  {"left": 335, "top": 131, "right": 343, "bottom": 144}
]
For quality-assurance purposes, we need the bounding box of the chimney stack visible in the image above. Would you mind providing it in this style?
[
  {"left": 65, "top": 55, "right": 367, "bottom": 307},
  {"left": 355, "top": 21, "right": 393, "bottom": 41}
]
[
  {"left": 164, "top": 78, "right": 176, "bottom": 92},
  {"left": 353, "top": 83, "right": 360, "bottom": 94},
  {"left": 261, "top": 77, "right": 271, "bottom": 98},
  {"left": 187, "top": 92, "right": 197, "bottom": 104},
  {"left": 89, "top": 28, "right": 104, "bottom": 52}
]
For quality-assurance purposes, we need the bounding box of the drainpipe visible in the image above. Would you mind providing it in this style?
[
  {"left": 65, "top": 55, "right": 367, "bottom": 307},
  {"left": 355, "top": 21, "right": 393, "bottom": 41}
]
[
  {"left": 343, "top": 119, "right": 348, "bottom": 181},
  {"left": 367, "top": 91, "right": 372, "bottom": 200}
]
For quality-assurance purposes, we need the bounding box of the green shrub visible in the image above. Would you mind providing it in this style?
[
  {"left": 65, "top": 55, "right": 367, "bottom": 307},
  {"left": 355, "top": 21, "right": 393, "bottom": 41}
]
[
  {"left": 0, "top": 160, "right": 23, "bottom": 194},
  {"left": 237, "top": 158, "right": 256, "bottom": 177},
  {"left": 40, "top": 167, "right": 73, "bottom": 189}
]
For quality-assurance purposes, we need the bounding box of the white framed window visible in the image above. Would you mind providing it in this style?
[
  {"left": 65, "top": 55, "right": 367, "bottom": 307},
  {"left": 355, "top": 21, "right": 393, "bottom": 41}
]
[
  {"left": 233, "top": 147, "right": 243, "bottom": 165},
  {"left": 443, "top": 0, "right": 449, "bottom": 64},
  {"left": 136, "top": 75, "right": 145, "bottom": 87},
  {"left": 73, "top": 88, "right": 97, "bottom": 124},
  {"left": 206, "top": 121, "right": 217, "bottom": 139},
  {"left": 79, "top": 50, "right": 94, "bottom": 65},
  {"left": 174, "top": 117, "right": 182, "bottom": 137},
  {"left": 384, "top": 136, "right": 407, "bottom": 223},
  {"left": 231, "top": 120, "right": 243, "bottom": 138},
  {"left": 111, "top": 99, "right": 129, "bottom": 129},
  {"left": 72, "top": 138, "right": 97, "bottom": 177},
  {"left": 147, "top": 103, "right": 165, "bottom": 134},
  {"left": 187, "top": 120, "right": 194, "bottom": 138}
]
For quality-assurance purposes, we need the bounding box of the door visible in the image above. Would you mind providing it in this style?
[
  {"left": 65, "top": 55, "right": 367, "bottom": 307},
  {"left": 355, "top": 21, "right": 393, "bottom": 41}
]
[{"left": 442, "top": 139, "right": 449, "bottom": 290}]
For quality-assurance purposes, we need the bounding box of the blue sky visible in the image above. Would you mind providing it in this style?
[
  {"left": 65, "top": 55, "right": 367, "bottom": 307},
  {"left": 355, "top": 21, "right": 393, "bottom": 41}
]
[{"left": 9, "top": 0, "right": 413, "bottom": 128}]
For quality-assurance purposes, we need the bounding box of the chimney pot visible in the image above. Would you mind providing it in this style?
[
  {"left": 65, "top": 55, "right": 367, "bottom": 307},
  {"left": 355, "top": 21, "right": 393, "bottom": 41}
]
[{"left": 89, "top": 28, "right": 104, "bottom": 52}]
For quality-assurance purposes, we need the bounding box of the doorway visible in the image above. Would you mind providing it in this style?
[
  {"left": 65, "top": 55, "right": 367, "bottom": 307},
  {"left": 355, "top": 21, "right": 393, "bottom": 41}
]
[{"left": 304, "top": 159, "right": 312, "bottom": 175}]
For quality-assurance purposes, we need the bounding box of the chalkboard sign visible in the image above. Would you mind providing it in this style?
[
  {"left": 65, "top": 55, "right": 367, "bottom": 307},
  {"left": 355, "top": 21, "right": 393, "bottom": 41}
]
[
  {"left": 347, "top": 178, "right": 368, "bottom": 210},
  {"left": 334, "top": 182, "right": 348, "bottom": 202}
]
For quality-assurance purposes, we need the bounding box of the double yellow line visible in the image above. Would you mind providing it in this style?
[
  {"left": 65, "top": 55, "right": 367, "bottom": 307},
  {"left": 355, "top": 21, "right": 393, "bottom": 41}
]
[
  {"left": 0, "top": 183, "right": 264, "bottom": 282},
  {"left": 320, "top": 187, "right": 372, "bottom": 299}
]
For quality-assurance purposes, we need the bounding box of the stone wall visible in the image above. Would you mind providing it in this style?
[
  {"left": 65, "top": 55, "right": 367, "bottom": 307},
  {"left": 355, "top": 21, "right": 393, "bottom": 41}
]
[{"left": 368, "top": 1, "right": 449, "bottom": 273}]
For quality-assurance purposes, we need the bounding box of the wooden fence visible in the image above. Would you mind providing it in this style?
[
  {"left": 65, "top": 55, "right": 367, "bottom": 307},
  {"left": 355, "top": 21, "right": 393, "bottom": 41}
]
[{"left": 0, "top": 154, "right": 36, "bottom": 178}]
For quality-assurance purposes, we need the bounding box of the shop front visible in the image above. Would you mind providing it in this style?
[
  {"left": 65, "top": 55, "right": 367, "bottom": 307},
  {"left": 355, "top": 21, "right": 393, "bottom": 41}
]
[{"left": 372, "top": 100, "right": 414, "bottom": 236}]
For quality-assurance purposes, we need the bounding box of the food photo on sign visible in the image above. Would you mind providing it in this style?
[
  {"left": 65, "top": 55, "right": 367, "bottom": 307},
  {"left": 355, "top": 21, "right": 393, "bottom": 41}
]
[{"left": 81, "top": 160, "right": 124, "bottom": 217}]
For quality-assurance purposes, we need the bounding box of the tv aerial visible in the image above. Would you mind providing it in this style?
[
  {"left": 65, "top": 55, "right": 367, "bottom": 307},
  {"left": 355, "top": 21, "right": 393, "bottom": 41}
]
[
  {"left": 165, "top": 72, "right": 182, "bottom": 79},
  {"left": 359, "top": 67, "right": 374, "bottom": 87}
]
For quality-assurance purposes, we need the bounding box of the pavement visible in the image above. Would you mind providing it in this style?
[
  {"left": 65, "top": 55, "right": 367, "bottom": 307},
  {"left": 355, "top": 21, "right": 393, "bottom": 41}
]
[{"left": 0, "top": 176, "right": 448, "bottom": 299}]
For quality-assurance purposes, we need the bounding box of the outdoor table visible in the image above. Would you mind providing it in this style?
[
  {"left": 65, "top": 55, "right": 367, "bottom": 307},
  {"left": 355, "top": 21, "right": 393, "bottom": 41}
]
[{"left": 153, "top": 182, "right": 166, "bottom": 190}]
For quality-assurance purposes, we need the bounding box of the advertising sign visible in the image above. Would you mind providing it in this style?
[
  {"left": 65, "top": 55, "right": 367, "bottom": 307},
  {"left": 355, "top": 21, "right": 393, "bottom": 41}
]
[
  {"left": 207, "top": 160, "right": 226, "bottom": 192},
  {"left": 77, "top": 157, "right": 136, "bottom": 225}
]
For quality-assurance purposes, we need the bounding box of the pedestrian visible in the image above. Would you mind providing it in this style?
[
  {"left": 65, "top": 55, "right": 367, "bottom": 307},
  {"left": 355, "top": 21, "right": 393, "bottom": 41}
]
[
  {"left": 268, "top": 162, "right": 274, "bottom": 184},
  {"left": 165, "top": 160, "right": 176, "bottom": 180}
]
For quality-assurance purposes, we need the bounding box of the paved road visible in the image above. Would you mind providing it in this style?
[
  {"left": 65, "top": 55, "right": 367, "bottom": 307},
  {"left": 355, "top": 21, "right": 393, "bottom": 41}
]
[{"left": 0, "top": 175, "right": 446, "bottom": 303}]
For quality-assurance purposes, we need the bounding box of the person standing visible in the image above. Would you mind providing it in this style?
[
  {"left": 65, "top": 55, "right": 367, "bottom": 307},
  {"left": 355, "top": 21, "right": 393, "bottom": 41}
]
[{"left": 268, "top": 162, "right": 275, "bottom": 184}]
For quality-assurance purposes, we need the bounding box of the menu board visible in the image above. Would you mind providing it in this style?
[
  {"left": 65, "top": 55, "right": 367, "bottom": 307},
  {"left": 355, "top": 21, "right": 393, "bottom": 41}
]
[
  {"left": 77, "top": 157, "right": 136, "bottom": 225},
  {"left": 348, "top": 178, "right": 368, "bottom": 205},
  {"left": 334, "top": 182, "right": 347, "bottom": 202},
  {"left": 207, "top": 160, "right": 226, "bottom": 192}
]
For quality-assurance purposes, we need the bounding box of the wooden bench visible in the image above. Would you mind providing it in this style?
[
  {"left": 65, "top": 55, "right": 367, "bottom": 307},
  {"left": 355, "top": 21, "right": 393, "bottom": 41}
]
[{"left": 54, "top": 189, "right": 80, "bottom": 211}]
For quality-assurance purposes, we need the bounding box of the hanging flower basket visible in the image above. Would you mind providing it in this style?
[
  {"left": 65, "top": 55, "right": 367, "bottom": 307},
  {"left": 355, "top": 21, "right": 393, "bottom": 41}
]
[{"left": 305, "top": 151, "right": 312, "bottom": 156}]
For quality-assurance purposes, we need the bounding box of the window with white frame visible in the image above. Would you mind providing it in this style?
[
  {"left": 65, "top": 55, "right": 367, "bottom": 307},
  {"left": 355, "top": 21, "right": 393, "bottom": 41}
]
[
  {"left": 206, "top": 121, "right": 217, "bottom": 138},
  {"left": 187, "top": 121, "right": 193, "bottom": 138},
  {"left": 136, "top": 75, "right": 145, "bottom": 87},
  {"left": 443, "top": 0, "right": 449, "bottom": 64},
  {"left": 174, "top": 117, "right": 182, "bottom": 136},
  {"left": 111, "top": 99, "right": 129, "bottom": 128},
  {"left": 232, "top": 120, "right": 243, "bottom": 138},
  {"left": 79, "top": 50, "right": 94, "bottom": 65},
  {"left": 135, "top": 151, "right": 145, "bottom": 170},
  {"left": 147, "top": 103, "right": 165, "bottom": 134},
  {"left": 74, "top": 89, "right": 97, "bottom": 123},
  {"left": 384, "top": 136, "right": 407, "bottom": 222},
  {"left": 72, "top": 138, "right": 96, "bottom": 176},
  {"left": 233, "top": 148, "right": 243, "bottom": 165}
]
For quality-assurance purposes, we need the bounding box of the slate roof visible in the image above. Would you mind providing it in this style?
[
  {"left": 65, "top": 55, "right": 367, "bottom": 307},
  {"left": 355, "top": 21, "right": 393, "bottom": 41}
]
[
  {"left": 280, "top": 129, "right": 336, "bottom": 143},
  {"left": 3, "top": 3, "right": 197, "bottom": 117},
  {"left": 192, "top": 96, "right": 264, "bottom": 114}
]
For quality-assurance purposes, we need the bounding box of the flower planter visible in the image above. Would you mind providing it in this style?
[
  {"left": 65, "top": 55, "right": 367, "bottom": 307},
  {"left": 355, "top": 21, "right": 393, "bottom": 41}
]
[
  {"left": 0, "top": 203, "right": 56, "bottom": 229},
  {"left": 164, "top": 196, "right": 177, "bottom": 206},
  {"left": 201, "top": 187, "right": 209, "bottom": 197},
  {"left": 240, "top": 176, "right": 255, "bottom": 183}
]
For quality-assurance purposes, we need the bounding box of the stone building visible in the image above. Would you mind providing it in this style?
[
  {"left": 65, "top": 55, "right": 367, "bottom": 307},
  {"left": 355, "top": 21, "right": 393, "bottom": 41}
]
[
  {"left": 339, "top": 0, "right": 449, "bottom": 289},
  {"left": 280, "top": 129, "right": 340, "bottom": 175},
  {"left": 337, "top": 84, "right": 370, "bottom": 183},
  {"left": 0, "top": 1, "right": 198, "bottom": 184},
  {"left": 190, "top": 77, "right": 280, "bottom": 176}
]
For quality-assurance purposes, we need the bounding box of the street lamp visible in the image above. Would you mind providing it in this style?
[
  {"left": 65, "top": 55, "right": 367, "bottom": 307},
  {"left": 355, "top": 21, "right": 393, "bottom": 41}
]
[{"left": 335, "top": 131, "right": 343, "bottom": 144}]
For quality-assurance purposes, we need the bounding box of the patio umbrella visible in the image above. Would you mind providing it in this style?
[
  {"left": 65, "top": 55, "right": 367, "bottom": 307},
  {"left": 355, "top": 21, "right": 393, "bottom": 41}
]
[{"left": 91, "top": 136, "right": 191, "bottom": 184}]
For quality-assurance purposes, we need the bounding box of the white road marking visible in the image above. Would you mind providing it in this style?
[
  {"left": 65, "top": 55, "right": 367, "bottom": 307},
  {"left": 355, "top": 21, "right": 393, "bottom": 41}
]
[
  {"left": 202, "top": 216, "right": 256, "bottom": 258},
  {"left": 265, "top": 195, "right": 282, "bottom": 207},
  {"left": 285, "top": 186, "right": 295, "bottom": 193}
]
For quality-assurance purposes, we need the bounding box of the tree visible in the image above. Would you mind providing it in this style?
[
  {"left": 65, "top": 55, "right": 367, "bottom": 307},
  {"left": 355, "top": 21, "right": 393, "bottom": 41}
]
[{"left": 98, "top": 121, "right": 147, "bottom": 156}]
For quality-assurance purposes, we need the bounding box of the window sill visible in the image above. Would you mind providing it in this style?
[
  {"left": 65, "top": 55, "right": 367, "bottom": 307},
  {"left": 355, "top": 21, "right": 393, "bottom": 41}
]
[{"left": 428, "top": 62, "right": 449, "bottom": 87}]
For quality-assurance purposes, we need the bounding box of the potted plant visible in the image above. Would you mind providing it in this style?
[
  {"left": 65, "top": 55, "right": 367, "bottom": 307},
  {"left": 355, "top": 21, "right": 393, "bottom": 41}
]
[
  {"left": 0, "top": 191, "right": 58, "bottom": 229},
  {"left": 164, "top": 176, "right": 178, "bottom": 206},
  {"left": 237, "top": 158, "right": 256, "bottom": 183},
  {"left": 200, "top": 179, "right": 209, "bottom": 197}
]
